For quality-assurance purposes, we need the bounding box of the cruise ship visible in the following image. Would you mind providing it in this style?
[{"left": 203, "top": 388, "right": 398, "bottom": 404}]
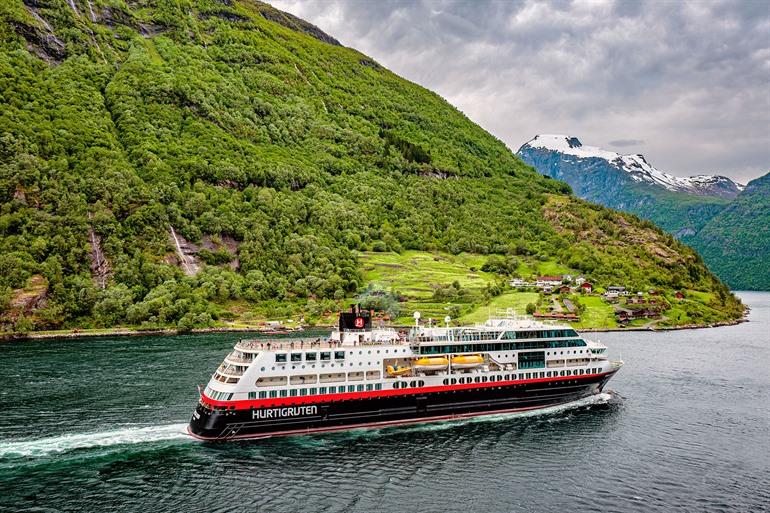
[{"left": 188, "top": 306, "right": 622, "bottom": 440}]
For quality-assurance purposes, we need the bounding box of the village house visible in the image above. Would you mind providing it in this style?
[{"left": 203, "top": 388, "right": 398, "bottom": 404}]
[
  {"left": 579, "top": 282, "right": 593, "bottom": 293},
  {"left": 559, "top": 285, "right": 572, "bottom": 294},
  {"left": 608, "top": 286, "right": 629, "bottom": 296},
  {"left": 574, "top": 276, "right": 586, "bottom": 286},
  {"left": 615, "top": 307, "right": 660, "bottom": 322},
  {"left": 536, "top": 275, "right": 563, "bottom": 288}
]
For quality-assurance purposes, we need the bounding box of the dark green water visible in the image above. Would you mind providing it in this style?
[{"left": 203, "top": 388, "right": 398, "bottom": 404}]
[{"left": 2, "top": 292, "right": 769, "bottom": 513}]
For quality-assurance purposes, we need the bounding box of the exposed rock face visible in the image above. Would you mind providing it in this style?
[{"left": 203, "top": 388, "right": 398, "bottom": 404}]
[
  {"left": 88, "top": 223, "right": 111, "bottom": 290},
  {"left": 169, "top": 226, "right": 201, "bottom": 276},
  {"left": 15, "top": 6, "right": 66, "bottom": 64}
]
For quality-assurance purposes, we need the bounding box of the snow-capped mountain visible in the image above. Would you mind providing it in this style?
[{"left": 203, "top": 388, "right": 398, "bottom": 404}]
[{"left": 520, "top": 134, "right": 744, "bottom": 198}]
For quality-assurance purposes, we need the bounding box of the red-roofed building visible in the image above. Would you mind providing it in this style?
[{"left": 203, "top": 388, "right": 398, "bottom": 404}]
[{"left": 579, "top": 282, "right": 593, "bottom": 293}]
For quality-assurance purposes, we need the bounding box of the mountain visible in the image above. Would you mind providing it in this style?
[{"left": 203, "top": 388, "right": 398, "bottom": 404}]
[
  {"left": 0, "top": 1, "right": 742, "bottom": 332},
  {"left": 517, "top": 135, "right": 743, "bottom": 237},
  {"left": 685, "top": 173, "right": 770, "bottom": 291},
  {"left": 520, "top": 135, "right": 743, "bottom": 198}
]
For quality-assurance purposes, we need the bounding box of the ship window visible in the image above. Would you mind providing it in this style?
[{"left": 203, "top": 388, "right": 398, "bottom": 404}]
[
  {"left": 276, "top": 353, "right": 287, "bottom": 363},
  {"left": 320, "top": 387, "right": 327, "bottom": 394},
  {"left": 259, "top": 391, "right": 267, "bottom": 399},
  {"left": 348, "top": 385, "right": 355, "bottom": 392},
  {"left": 310, "top": 388, "right": 317, "bottom": 394},
  {"left": 280, "top": 390, "right": 288, "bottom": 397},
  {"left": 306, "top": 352, "right": 317, "bottom": 361},
  {"left": 334, "top": 351, "right": 345, "bottom": 360},
  {"left": 451, "top": 378, "right": 457, "bottom": 385},
  {"left": 300, "top": 389, "right": 308, "bottom": 396},
  {"left": 409, "top": 381, "right": 416, "bottom": 388},
  {"left": 291, "top": 353, "right": 302, "bottom": 362},
  {"left": 474, "top": 377, "right": 480, "bottom": 383},
  {"left": 356, "top": 385, "right": 364, "bottom": 392},
  {"left": 366, "top": 384, "right": 373, "bottom": 391},
  {"left": 375, "top": 384, "right": 382, "bottom": 390},
  {"left": 320, "top": 352, "right": 331, "bottom": 361},
  {"left": 443, "top": 379, "right": 449, "bottom": 385},
  {"left": 290, "top": 389, "right": 297, "bottom": 397},
  {"left": 269, "top": 391, "right": 278, "bottom": 398},
  {"left": 418, "top": 380, "right": 424, "bottom": 387},
  {"left": 248, "top": 392, "right": 257, "bottom": 399}
]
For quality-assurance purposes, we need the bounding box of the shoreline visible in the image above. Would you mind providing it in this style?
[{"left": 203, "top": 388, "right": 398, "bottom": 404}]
[{"left": 1, "top": 315, "right": 750, "bottom": 342}]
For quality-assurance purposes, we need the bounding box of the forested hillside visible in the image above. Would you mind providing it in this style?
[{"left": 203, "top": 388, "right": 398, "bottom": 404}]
[
  {"left": 0, "top": 0, "right": 743, "bottom": 332},
  {"left": 684, "top": 173, "right": 770, "bottom": 291}
]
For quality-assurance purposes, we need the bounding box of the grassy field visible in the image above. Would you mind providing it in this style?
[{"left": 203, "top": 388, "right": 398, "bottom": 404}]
[
  {"left": 573, "top": 295, "right": 618, "bottom": 329},
  {"left": 358, "top": 251, "right": 498, "bottom": 298}
]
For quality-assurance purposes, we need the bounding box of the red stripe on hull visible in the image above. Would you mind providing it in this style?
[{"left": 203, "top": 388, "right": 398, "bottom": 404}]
[
  {"left": 201, "top": 370, "right": 616, "bottom": 411},
  {"left": 187, "top": 396, "right": 590, "bottom": 441}
]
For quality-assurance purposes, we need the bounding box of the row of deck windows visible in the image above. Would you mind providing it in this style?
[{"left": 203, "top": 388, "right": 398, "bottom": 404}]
[
  {"left": 393, "top": 380, "right": 425, "bottom": 389},
  {"left": 249, "top": 383, "right": 384, "bottom": 399},
  {"left": 440, "top": 367, "right": 603, "bottom": 385},
  {"left": 275, "top": 351, "right": 347, "bottom": 363},
  {"left": 419, "top": 338, "right": 587, "bottom": 355}
]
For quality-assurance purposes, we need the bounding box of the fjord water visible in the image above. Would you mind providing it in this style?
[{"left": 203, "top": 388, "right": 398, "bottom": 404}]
[{"left": 1, "top": 293, "right": 768, "bottom": 513}]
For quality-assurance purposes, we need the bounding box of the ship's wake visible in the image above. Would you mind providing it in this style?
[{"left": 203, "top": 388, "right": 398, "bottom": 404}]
[
  {"left": 367, "top": 391, "right": 617, "bottom": 437},
  {"left": 1, "top": 393, "right": 619, "bottom": 461},
  {"left": 0, "top": 422, "right": 190, "bottom": 460}
]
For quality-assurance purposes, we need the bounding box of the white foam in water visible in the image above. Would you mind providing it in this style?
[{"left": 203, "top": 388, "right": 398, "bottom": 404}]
[
  {"left": 0, "top": 423, "right": 189, "bottom": 459},
  {"left": 357, "top": 392, "right": 615, "bottom": 437},
  {"left": 1, "top": 394, "right": 614, "bottom": 457}
]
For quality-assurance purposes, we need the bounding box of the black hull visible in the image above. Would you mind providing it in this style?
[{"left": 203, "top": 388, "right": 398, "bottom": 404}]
[{"left": 188, "top": 371, "right": 616, "bottom": 441}]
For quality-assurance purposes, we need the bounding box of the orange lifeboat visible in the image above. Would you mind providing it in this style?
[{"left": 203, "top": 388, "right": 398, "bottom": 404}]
[
  {"left": 450, "top": 354, "right": 484, "bottom": 369},
  {"left": 413, "top": 356, "right": 449, "bottom": 371}
]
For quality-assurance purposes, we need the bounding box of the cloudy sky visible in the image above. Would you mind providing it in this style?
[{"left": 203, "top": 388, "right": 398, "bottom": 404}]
[{"left": 272, "top": 0, "right": 769, "bottom": 184}]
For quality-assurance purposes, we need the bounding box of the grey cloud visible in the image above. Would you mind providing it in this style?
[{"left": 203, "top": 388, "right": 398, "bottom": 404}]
[
  {"left": 609, "top": 139, "right": 645, "bottom": 148},
  {"left": 271, "top": 0, "right": 770, "bottom": 181}
]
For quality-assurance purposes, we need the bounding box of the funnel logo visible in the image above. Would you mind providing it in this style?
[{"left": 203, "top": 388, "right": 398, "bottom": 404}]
[{"left": 354, "top": 317, "right": 365, "bottom": 328}]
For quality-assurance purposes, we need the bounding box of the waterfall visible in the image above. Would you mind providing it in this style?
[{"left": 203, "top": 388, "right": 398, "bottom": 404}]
[
  {"left": 66, "top": 0, "right": 81, "bottom": 18},
  {"left": 86, "top": 0, "right": 97, "bottom": 22},
  {"left": 169, "top": 226, "right": 198, "bottom": 275}
]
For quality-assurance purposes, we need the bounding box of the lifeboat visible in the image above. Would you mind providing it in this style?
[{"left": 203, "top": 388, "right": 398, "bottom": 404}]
[
  {"left": 450, "top": 354, "right": 484, "bottom": 369},
  {"left": 413, "top": 356, "right": 449, "bottom": 371},
  {"left": 386, "top": 365, "right": 411, "bottom": 377}
]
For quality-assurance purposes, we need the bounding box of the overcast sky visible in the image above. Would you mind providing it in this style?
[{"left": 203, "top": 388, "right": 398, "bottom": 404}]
[{"left": 272, "top": 0, "right": 769, "bottom": 184}]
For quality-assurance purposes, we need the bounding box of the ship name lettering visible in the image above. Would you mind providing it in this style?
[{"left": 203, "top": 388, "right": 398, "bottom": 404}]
[{"left": 252, "top": 405, "right": 318, "bottom": 420}]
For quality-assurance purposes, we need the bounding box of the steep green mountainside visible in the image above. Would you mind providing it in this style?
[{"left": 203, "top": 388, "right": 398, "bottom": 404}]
[
  {"left": 684, "top": 173, "right": 770, "bottom": 291},
  {"left": 0, "top": 0, "right": 742, "bottom": 332}
]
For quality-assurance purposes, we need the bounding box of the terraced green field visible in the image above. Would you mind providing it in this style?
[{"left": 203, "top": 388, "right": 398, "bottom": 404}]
[{"left": 358, "top": 251, "right": 496, "bottom": 298}]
